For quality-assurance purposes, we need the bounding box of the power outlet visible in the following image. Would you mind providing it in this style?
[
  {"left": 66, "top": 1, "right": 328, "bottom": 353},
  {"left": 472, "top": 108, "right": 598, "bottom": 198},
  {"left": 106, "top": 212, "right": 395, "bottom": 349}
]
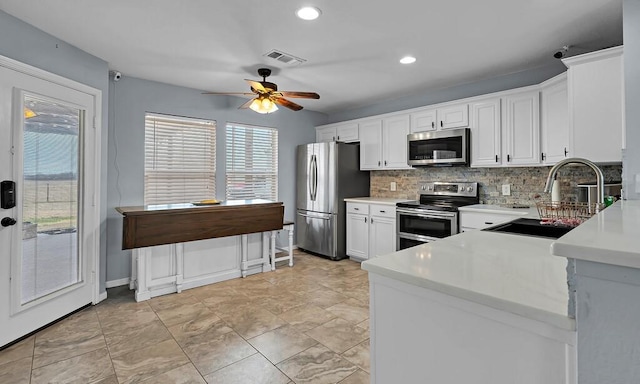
[
  {"left": 502, "top": 184, "right": 511, "bottom": 196},
  {"left": 390, "top": 181, "right": 397, "bottom": 191}
]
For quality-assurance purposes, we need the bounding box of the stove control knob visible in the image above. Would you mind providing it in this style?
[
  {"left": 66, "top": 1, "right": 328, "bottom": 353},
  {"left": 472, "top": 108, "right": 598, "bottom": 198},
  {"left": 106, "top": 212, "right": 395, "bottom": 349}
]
[
  {"left": 421, "top": 185, "right": 426, "bottom": 191},
  {"left": 467, "top": 186, "right": 474, "bottom": 192},
  {"left": 458, "top": 186, "right": 464, "bottom": 192},
  {"left": 427, "top": 186, "right": 433, "bottom": 191}
]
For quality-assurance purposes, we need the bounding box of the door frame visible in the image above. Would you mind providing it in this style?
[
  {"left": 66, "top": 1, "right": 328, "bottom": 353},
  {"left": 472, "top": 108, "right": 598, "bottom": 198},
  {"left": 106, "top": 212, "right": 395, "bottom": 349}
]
[{"left": 0, "top": 54, "right": 102, "bottom": 306}]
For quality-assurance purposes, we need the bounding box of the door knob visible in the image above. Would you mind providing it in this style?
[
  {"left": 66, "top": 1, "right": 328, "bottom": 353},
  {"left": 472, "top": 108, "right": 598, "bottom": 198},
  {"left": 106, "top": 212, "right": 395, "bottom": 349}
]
[{"left": 1, "top": 217, "right": 17, "bottom": 227}]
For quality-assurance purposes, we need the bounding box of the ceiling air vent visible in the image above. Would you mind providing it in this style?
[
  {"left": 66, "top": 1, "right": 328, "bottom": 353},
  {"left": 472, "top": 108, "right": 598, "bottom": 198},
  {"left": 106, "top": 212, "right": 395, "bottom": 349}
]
[{"left": 264, "top": 50, "right": 306, "bottom": 66}]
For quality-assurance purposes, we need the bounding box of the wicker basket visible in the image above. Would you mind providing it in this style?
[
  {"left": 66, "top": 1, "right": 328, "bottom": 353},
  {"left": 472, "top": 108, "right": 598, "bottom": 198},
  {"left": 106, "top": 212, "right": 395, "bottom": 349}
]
[{"left": 535, "top": 201, "right": 605, "bottom": 227}]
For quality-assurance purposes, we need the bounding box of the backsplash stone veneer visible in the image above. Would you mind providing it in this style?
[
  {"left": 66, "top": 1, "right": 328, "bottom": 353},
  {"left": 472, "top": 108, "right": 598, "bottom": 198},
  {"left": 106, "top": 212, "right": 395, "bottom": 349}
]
[{"left": 370, "top": 164, "right": 623, "bottom": 205}]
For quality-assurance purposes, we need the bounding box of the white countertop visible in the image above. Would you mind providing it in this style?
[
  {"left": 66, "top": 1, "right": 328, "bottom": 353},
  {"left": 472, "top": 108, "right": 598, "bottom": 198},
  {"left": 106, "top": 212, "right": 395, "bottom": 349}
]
[
  {"left": 551, "top": 200, "right": 640, "bottom": 269},
  {"left": 344, "top": 197, "right": 410, "bottom": 206},
  {"left": 362, "top": 230, "right": 573, "bottom": 330},
  {"left": 459, "top": 204, "right": 539, "bottom": 218}
]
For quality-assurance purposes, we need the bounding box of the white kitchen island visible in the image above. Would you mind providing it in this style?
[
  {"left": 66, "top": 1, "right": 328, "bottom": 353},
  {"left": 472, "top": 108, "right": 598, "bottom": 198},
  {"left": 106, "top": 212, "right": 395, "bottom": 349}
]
[{"left": 361, "top": 229, "right": 576, "bottom": 384}]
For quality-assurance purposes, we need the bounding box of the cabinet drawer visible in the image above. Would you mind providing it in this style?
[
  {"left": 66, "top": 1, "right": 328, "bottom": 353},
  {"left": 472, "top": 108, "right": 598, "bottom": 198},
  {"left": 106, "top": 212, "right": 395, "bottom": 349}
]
[
  {"left": 347, "top": 202, "right": 370, "bottom": 215},
  {"left": 370, "top": 204, "right": 395, "bottom": 219},
  {"left": 460, "top": 211, "right": 520, "bottom": 230}
]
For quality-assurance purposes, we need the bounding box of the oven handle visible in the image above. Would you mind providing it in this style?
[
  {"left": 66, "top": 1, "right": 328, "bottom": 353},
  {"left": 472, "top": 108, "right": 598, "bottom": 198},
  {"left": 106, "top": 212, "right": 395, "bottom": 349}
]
[
  {"left": 397, "top": 232, "right": 441, "bottom": 242},
  {"left": 396, "top": 209, "right": 456, "bottom": 219}
]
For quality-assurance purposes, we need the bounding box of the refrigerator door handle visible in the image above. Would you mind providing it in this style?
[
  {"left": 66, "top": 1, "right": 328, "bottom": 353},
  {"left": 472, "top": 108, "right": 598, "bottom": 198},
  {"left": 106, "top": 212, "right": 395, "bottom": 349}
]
[
  {"left": 308, "top": 155, "right": 316, "bottom": 201},
  {"left": 297, "top": 211, "right": 332, "bottom": 220},
  {"left": 311, "top": 155, "right": 318, "bottom": 201}
]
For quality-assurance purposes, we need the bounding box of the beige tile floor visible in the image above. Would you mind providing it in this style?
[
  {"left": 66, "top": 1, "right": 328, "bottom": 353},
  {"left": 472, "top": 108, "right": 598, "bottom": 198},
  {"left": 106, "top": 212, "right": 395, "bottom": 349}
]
[{"left": 0, "top": 250, "right": 371, "bottom": 384}]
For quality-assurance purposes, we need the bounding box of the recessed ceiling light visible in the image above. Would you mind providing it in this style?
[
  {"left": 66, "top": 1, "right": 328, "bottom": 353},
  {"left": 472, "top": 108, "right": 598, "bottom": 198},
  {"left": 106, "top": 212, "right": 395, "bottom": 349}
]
[
  {"left": 400, "top": 56, "right": 417, "bottom": 64},
  {"left": 296, "top": 6, "right": 321, "bottom": 21}
]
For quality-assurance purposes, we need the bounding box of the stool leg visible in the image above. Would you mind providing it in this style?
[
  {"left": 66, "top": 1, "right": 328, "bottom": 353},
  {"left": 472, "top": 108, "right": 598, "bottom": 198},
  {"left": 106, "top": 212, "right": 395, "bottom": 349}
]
[
  {"left": 288, "top": 225, "right": 294, "bottom": 267},
  {"left": 271, "top": 230, "right": 277, "bottom": 271}
]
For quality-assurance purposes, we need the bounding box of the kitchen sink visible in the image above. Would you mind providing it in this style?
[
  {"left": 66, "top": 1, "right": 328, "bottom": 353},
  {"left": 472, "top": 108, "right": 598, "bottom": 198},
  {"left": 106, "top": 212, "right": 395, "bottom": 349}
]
[{"left": 482, "top": 218, "right": 574, "bottom": 239}]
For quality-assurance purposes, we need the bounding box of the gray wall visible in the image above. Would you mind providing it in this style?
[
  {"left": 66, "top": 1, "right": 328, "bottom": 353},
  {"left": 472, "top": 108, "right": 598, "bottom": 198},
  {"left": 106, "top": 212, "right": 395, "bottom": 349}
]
[
  {"left": 326, "top": 64, "right": 566, "bottom": 123},
  {"left": 623, "top": 0, "right": 640, "bottom": 200},
  {"left": 106, "top": 77, "right": 325, "bottom": 282},
  {"left": 0, "top": 10, "right": 110, "bottom": 293}
]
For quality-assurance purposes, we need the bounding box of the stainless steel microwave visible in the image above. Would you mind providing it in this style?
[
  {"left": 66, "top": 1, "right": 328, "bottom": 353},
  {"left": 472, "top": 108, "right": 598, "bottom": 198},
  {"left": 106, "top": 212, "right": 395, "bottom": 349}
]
[{"left": 407, "top": 128, "right": 470, "bottom": 166}]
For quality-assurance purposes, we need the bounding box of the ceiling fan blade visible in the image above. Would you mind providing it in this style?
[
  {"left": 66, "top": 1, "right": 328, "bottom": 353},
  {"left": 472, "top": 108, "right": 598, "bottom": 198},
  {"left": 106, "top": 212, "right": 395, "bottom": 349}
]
[
  {"left": 278, "top": 91, "right": 320, "bottom": 99},
  {"left": 273, "top": 97, "right": 303, "bottom": 111},
  {"left": 238, "top": 98, "right": 255, "bottom": 109},
  {"left": 244, "top": 80, "right": 266, "bottom": 93},
  {"left": 202, "top": 92, "right": 256, "bottom": 96}
]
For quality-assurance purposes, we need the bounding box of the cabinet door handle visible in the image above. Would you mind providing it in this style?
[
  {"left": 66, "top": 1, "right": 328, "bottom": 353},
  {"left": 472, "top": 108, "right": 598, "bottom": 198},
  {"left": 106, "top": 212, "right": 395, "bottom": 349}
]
[
  {"left": 507, "top": 154, "right": 511, "bottom": 162},
  {"left": 333, "top": 136, "right": 336, "bottom": 141},
  {"left": 431, "top": 121, "right": 435, "bottom": 129},
  {"left": 379, "top": 210, "right": 386, "bottom": 213},
  {"left": 384, "top": 160, "right": 387, "bottom": 166},
  {"left": 440, "top": 120, "right": 443, "bottom": 128},
  {"left": 364, "top": 217, "right": 367, "bottom": 223},
  {"left": 541, "top": 152, "right": 546, "bottom": 161},
  {"left": 337, "top": 135, "right": 340, "bottom": 141},
  {"left": 564, "top": 147, "right": 568, "bottom": 156},
  {"left": 495, "top": 155, "right": 499, "bottom": 163},
  {"left": 378, "top": 161, "right": 381, "bottom": 166},
  {"left": 354, "top": 207, "right": 359, "bottom": 210},
  {"left": 371, "top": 218, "right": 374, "bottom": 223},
  {"left": 484, "top": 222, "right": 494, "bottom": 225}
]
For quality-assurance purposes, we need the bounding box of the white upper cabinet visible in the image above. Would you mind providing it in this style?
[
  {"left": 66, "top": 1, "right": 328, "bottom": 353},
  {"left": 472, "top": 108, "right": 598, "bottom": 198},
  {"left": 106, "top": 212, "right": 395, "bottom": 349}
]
[
  {"left": 503, "top": 90, "right": 540, "bottom": 165},
  {"left": 410, "top": 109, "right": 437, "bottom": 133},
  {"left": 540, "top": 73, "right": 570, "bottom": 164},
  {"left": 336, "top": 123, "right": 359, "bottom": 142},
  {"left": 563, "top": 46, "right": 624, "bottom": 163},
  {"left": 316, "top": 123, "right": 359, "bottom": 143},
  {"left": 317, "top": 126, "right": 337, "bottom": 142},
  {"left": 470, "top": 97, "right": 502, "bottom": 167},
  {"left": 360, "top": 115, "right": 411, "bottom": 170},
  {"left": 438, "top": 103, "right": 469, "bottom": 130},
  {"left": 359, "top": 120, "right": 383, "bottom": 170},
  {"left": 410, "top": 104, "right": 469, "bottom": 133},
  {"left": 382, "top": 114, "right": 411, "bottom": 169}
]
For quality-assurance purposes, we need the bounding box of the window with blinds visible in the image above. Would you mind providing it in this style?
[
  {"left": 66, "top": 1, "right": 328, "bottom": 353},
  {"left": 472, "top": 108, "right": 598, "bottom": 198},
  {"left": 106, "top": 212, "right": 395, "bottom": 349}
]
[
  {"left": 225, "top": 123, "right": 278, "bottom": 201},
  {"left": 144, "top": 113, "right": 216, "bottom": 205}
]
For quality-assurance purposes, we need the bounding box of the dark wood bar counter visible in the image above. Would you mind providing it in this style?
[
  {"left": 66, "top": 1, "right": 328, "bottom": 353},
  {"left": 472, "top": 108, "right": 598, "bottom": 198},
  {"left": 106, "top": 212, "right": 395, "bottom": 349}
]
[{"left": 116, "top": 199, "right": 284, "bottom": 249}]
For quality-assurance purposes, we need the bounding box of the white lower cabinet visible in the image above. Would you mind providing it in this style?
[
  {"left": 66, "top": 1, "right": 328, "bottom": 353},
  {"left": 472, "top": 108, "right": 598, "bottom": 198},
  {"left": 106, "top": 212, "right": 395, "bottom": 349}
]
[
  {"left": 368, "top": 273, "right": 576, "bottom": 384},
  {"left": 460, "top": 211, "right": 525, "bottom": 232},
  {"left": 346, "top": 202, "right": 396, "bottom": 260}
]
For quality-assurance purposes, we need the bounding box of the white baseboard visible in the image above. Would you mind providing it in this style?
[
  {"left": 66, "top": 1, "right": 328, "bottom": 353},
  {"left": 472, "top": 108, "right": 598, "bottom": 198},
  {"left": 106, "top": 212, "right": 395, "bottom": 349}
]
[
  {"left": 105, "top": 277, "right": 131, "bottom": 288},
  {"left": 98, "top": 291, "right": 108, "bottom": 303}
]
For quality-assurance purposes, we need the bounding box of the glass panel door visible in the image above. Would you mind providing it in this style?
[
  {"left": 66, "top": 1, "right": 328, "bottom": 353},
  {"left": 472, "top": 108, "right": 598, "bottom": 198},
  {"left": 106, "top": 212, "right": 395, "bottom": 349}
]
[{"left": 21, "top": 95, "right": 81, "bottom": 304}]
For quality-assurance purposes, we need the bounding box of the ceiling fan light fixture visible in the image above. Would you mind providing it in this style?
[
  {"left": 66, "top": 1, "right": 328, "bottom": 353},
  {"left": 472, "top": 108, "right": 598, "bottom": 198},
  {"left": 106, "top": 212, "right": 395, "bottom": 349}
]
[
  {"left": 249, "top": 97, "right": 278, "bottom": 114},
  {"left": 296, "top": 6, "right": 321, "bottom": 21},
  {"left": 400, "top": 56, "right": 417, "bottom": 64}
]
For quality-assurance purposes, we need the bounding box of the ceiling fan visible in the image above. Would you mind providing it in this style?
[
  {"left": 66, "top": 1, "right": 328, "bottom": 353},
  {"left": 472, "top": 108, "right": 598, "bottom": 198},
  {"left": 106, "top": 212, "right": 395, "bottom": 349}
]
[{"left": 203, "top": 68, "right": 320, "bottom": 114}]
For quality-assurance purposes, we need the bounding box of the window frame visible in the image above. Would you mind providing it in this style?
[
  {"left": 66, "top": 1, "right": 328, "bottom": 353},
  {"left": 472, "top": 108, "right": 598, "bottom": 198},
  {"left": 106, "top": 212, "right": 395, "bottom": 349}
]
[
  {"left": 225, "top": 122, "right": 278, "bottom": 202},
  {"left": 143, "top": 113, "right": 217, "bottom": 205}
]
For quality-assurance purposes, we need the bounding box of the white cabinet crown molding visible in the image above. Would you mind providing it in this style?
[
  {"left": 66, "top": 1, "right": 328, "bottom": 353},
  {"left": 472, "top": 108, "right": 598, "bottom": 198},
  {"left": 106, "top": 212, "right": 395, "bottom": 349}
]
[{"left": 561, "top": 46, "right": 623, "bottom": 67}]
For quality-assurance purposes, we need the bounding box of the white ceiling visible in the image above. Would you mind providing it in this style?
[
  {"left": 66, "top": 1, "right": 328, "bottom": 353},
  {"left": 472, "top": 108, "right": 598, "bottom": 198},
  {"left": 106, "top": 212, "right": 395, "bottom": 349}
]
[{"left": 0, "top": 0, "right": 623, "bottom": 114}]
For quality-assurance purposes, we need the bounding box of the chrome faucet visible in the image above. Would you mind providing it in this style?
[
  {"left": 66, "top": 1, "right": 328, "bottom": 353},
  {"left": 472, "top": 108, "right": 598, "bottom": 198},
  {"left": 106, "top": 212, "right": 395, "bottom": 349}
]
[{"left": 544, "top": 157, "right": 605, "bottom": 205}]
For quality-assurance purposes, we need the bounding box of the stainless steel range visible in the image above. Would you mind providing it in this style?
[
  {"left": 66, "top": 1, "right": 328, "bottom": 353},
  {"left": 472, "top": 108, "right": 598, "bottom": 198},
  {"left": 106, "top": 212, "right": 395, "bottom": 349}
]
[{"left": 396, "top": 181, "right": 478, "bottom": 250}]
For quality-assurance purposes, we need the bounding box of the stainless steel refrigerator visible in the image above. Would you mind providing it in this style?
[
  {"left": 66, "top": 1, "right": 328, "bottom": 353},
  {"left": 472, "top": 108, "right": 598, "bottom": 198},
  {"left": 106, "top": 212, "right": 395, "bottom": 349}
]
[{"left": 296, "top": 142, "right": 370, "bottom": 260}]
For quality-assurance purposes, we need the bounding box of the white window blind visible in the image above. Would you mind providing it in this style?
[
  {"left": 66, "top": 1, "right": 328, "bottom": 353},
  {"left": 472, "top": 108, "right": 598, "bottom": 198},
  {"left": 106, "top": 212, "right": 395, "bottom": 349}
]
[
  {"left": 225, "top": 123, "right": 278, "bottom": 201},
  {"left": 144, "top": 113, "right": 216, "bottom": 205}
]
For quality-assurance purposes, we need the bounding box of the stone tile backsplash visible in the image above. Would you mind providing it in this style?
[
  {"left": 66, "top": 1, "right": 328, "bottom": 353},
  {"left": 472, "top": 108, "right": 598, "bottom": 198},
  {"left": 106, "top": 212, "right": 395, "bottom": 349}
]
[{"left": 370, "top": 165, "right": 623, "bottom": 205}]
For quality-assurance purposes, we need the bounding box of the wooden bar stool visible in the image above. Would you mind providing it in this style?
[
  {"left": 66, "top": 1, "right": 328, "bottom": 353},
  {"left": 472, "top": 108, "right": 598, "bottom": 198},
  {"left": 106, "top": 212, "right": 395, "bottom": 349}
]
[{"left": 270, "top": 221, "right": 294, "bottom": 270}]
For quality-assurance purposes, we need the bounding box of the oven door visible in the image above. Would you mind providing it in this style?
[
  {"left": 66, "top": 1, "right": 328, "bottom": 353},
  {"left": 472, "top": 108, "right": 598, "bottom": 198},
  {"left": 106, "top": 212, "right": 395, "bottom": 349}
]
[
  {"left": 397, "top": 233, "right": 440, "bottom": 251},
  {"left": 396, "top": 208, "right": 458, "bottom": 250}
]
